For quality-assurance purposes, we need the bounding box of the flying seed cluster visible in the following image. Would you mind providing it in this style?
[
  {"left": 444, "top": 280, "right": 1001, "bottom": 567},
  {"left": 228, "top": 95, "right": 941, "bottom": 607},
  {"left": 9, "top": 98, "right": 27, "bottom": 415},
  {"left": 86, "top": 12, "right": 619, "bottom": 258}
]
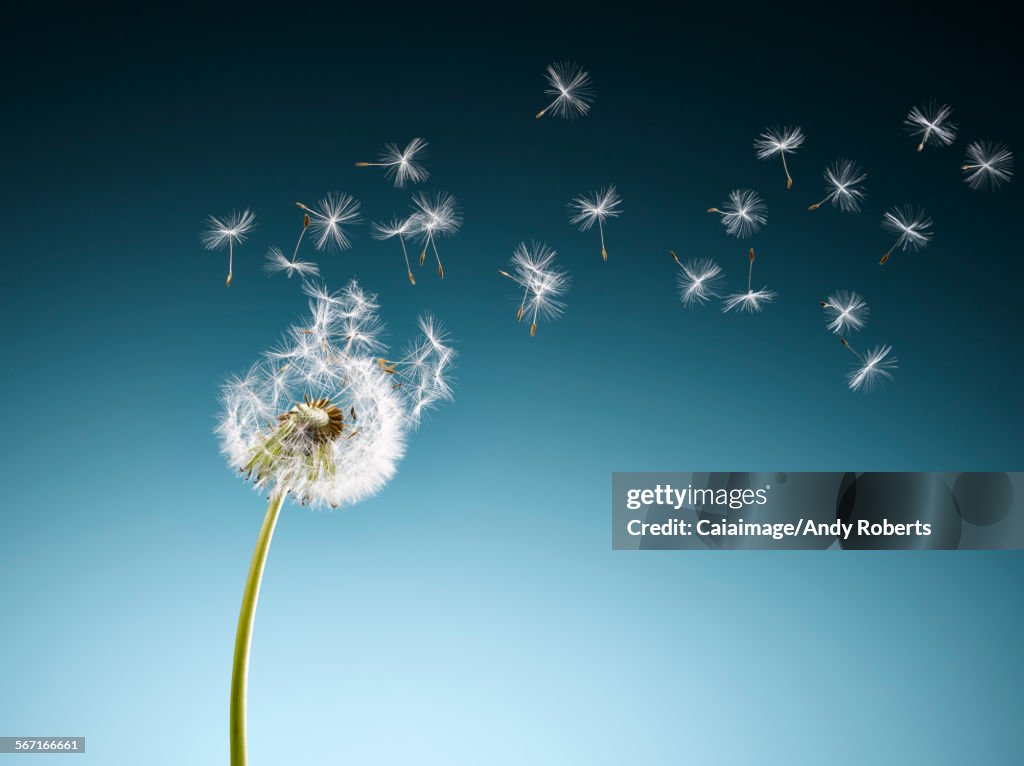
[{"left": 202, "top": 76, "right": 1013, "bottom": 396}]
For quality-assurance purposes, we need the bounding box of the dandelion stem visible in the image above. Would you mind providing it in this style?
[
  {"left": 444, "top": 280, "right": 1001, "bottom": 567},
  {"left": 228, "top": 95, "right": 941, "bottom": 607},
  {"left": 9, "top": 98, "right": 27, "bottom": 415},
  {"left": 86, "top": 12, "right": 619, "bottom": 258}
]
[
  {"left": 227, "top": 242, "right": 234, "bottom": 287},
  {"left": 230, "top": 491, "right": 285, "bottom": 766},
  {"left": 399, "top": 236, "right": 415, "bottom": 285},
  {"left": 292, "top": 223, "right": 307, "bottom": 262},
  {"left": 840, "top": 337, "right": 863, "bottom": 361},
  {"left": 808, "top": 196, "right": 828, "bottom": 211},
  {"left": 430, "top": 237, "right": 444, "bottom": 279},
  {"left": 781, "top": 153, "right": 793, "bottom": 189},
  {"left": 599, "top": 220, "right": 607, "bottom": 261}
]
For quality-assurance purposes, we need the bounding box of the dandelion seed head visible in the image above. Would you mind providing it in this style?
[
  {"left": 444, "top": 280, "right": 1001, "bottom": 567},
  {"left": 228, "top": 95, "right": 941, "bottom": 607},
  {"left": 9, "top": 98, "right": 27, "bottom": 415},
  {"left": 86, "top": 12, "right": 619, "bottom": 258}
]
[
  {"left": 882, "top": 205, "right": 933, "bottom": 252},
  {"left": 371, "top": 217, "right": 416, "bottom": 240},
  {"left": 504, "top": 242, "right": 570, "bottom": 329},
  {"left": 217, "top": 280, "right": 454, "bottom": 508},
  {"left": 264, "top": 246, "right": 320, "bottom": 280},
  {"left": 822, "top": 159, "right": 867, "bottom": 212},
  {"left": 409, "top": 191, "right": 462, "bottom": 240},
  {"left": 714, "top": 189, "right": 767, "bottom": 238},
  {"left": 676, "top": 258, "right": 724, "bottom": 307},
  {"left": 822, "top": 290, "right": 869, "bottom": 334},
  {"left": 754, "top": 126, "right": 805, "bottom": 159},
  {"left": 847, "top": 345, "right": 897, "bottom": 392},
  {"left": 381, "top": 138, "right": 429, "bottom": 187},
  {"left": 308, "top": 192, "right": 362, "bottom": 252},
  {"left": 722, "top": 288, "right": 776, "bottom": 313},
  {"left": 201, "top": 209, "right": 256, "bottom": 250},
  {"left": 962, "top": 141, "right": 1014, "bottom": 190},
  {"left": 568, "top": 185, "right": 623, "bottom": 231},
  {"left": 541, "top": 61, "right": 595, "bottom": 119},
  {"left": 904, "top": 102, "right": 958, "bottom": 148}
]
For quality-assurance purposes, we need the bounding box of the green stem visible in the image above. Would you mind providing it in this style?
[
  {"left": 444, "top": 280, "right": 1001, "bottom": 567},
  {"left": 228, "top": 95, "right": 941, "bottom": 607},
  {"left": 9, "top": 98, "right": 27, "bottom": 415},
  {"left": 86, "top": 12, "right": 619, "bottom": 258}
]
[{"left": 230, "top": 491, "right": 285, "bottom": 766}]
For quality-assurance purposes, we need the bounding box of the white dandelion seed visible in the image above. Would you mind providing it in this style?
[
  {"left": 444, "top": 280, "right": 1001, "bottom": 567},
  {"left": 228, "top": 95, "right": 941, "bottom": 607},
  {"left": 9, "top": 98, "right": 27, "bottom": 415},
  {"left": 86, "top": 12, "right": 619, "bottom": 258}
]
[
  {"left": 498, "top": 241, "right": 570, "bottom": 336},
  {"left": 372, "top": 216, "right": 419, "bottom": 285},
  {"left": 568, "top": 185, "right": 622, "bottom": 261},
  {"left": 355, "top": 138, "right": 429, "bottom": 187},
  {"left": 962, "top": 141, "right": 1014, "bottom": 191},
  {"left": 201, "top": 208, "right": 256, "bottom": 287},
  {"left": 809, "top": 159, "right": 867, "bottom": 213},
  {"left": 408, "top": 191, "right": 462, "bottom": 280},
  {"left": 295, "top": 192, "right": 362, "bottom": 253},
  {"left": 535, "top": 61, "right": 595, "bottom": 120},
  {"left": 264, "top": 245, "right": 319, "bottom": 280},
  {"left": 722, "top": 247, "right": 776, "bottom": 313},
  {"left": 218, "top": 280, "right": 455, "bottom": 766},
  {"left": 904, "top": 102, "right": 957, "bottom": 152},
  {"left": 841, "top": 338, "right": 897, "bottom": 392},
  {"left": 708, "top": 189, "right": 767, "bottom": 238},
  {"left": 880, "top": 205, "right": 932, "bottom": 265},
  {"left": 820, "top": 290, "right": 869, "bottom": 335},
  {"left": 754, "top": 126, "right": 805, "bottom": 189},
  {"left": 377, "top": 313, "right": 457, "bottom": 424},
  {"left": 670, "top": 251, "right": 724, "bottom": 307}
]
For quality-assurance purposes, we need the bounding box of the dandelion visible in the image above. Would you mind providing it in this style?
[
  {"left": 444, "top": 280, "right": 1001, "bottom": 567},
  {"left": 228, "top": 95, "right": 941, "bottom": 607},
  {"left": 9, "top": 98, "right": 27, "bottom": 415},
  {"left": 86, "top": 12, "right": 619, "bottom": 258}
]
[
  {"left": 671, "top": 251, "right": 723, "bottom": 307},
  {"left": 535, "top": 61, "right": 595, "bottom": 120},
  {"left": 708, "top": 189, "right": 767, "bottom": 238},
  {"left": 809, "top": 159, "right": 867, "bottom": 212},
  {"left": 201, "top": 209, "right": 256, "bottom": 287},
  {"left": 409, "top": 191, "right": 462, "bottom": 279},
  {"left": 498, "top": 241, "right": 570, "bottom": 336},
  {"left": 754, "top": 126, "right": 804, "bottom": 189},
  {"left": 264, "top": 245, "right": 319, "bottom": 280},
  {"left": 568, "top": 185, "right": 622, "bottom": 261},
  {"left": 904, "top": 101, "right": 957, "bottom": 151},
  {"left": 354, "top": 138, "right": 429, "bottom": 187},
  {"left": 820, "top": 290, "right": 868, "bottom": 334},
  {"left": 218, "top": 280, "right": 454, "bottom": 766},
  {"left": 294, "top": 192, "right": 362, "bottom": 253},
  {"left": 722, "top": 247, "right": 776, "bottom": 313},
  {"left": 880, "top": 205, "right": 932, "bottom": 265},
  {"left": 962, "top": 141, "right": 1014, "bottom": 190},
  {"left": 371, "top": 217, "right": 418, "bottom": 285},
  {"left": 840, "top": 338, "right": 897, "bottom": 392}
]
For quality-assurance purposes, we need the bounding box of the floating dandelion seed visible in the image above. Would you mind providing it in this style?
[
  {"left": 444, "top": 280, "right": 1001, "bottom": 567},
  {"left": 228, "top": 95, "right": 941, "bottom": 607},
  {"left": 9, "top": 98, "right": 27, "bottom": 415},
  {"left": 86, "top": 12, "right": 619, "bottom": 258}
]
[
  {"left": 904, "top": 101, "right": 957, "bottom": 151},
  {"left": 409, "top": 191, "right": 462, "bottom": 279},
  {"left": 201, "top": 209, "right": 256, "bottom": 287},
  {"left": 218, "top": 279, "right": 454, "bottom": 766},
  {"left": 371, "top": 217, "right": 418, "bottom": 285},
  {"left": 376, "top": 314, "right": 457, "bottom": 423},
  {"left": 722, "top": 247, "right": 776, "bottom": 313},
  {"left": 264, "top": 246, "right": 319, "bottom": 280},
  {"left": 671, "top": 251, "right": 724, "bottom": 307},
  {"left": 841, "top": 338, "right": 897, "bottom": 392},
  {"left": 295, "top": 192, "right": 362, "bottom": 253},
  {"left": 535, "top": 61, "right": 595, "bottom": 120},
  {"left": 880, "top": 205, "right": 932, "bottom": 265},
  {"left": 820, "top": 290, "right": 868, "bottom": 335},
  {"left": 809, "top": 159, "right": 867, "bottom": 212},
  {"left": 708, "top": 189, "right": 767, "bottom": 238},
  {"left": 754, "top": 126, "right": 804, "bottom": 189},
  {"left": 962, "top": 141, "right": 1014, "bottom": 190},
  {"left": 354, "top": 138, "right": 429, "bottom": 187},
  {"left": 498, "top": 241, "right": 570, "bottom": 336},
  {"left": 569, "top": 185, "right": 622, "bottom": 261}
]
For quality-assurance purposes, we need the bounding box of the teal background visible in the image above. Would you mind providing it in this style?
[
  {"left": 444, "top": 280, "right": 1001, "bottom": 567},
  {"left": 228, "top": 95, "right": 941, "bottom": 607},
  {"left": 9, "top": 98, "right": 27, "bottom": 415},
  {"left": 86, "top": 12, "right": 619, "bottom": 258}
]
[{"left": 2, "top": 5, "right": 1022, "bottom": 764}]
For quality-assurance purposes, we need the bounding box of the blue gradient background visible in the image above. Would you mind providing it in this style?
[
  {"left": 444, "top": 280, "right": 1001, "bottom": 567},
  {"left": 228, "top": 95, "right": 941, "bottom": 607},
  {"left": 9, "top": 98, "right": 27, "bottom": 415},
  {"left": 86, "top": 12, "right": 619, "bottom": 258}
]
[{"left": 2, "top": 6, "right": 1022, "bottom": 764}]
